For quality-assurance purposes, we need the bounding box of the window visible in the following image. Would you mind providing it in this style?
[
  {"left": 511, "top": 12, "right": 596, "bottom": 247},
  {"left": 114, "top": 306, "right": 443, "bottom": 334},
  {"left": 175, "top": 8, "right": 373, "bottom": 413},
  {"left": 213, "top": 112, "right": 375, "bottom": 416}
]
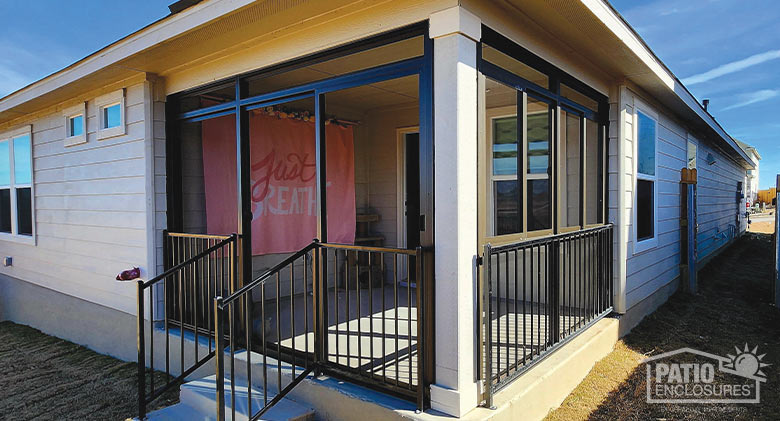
[
  {"left": 687, "top": 141, "right": 697, "bottom": 169},
  {"left": 0, "top": 127, "right": 34, "bottom": 240},
  {"left": 486, "top": 78, "right": 520, "bottom": 236},
  {"left": 526, "top": 96, "right": 552, "bottom": 232},
  {"left": 585, "top": 118, "right": 602, "bottom": 225},
  {"left": 103, "top": 104, "right": 121, "bottom": 128},
  {"left": 63, "top": 102, "right": 87, "bottom": 147},
  {"left": 479, "top": 32, "right": 608, "bottom": 245},
  {"left": 70, "top": 115, "right": 84, "bottom": 136},
  {"left": 96, "top": 90, "right": 125, "bottom": 140},
  {"left": 634, "top": 108, "right": 657, "bottom": 251},
  {"left": 559, "top": 109, "right": 581, "bottom": 229}
]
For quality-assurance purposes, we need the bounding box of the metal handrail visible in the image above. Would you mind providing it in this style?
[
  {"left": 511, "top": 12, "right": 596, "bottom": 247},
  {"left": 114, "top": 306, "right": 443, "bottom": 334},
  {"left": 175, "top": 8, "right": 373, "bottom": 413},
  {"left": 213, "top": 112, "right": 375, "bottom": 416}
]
[
  {"left": 480, "top": 224, "right": 614, "bottom": 407},
  {"left": 222, "top": 241, "right": 318, "bottom": 306},
  {"left": 137, "top": 231, "right": 239, "bottom": 420},
  {"left": 141, "top": 234, "right": 237, "bottom": 290},
  {"left": 214, "top": 240, "right": 429, "bottom": 420}
]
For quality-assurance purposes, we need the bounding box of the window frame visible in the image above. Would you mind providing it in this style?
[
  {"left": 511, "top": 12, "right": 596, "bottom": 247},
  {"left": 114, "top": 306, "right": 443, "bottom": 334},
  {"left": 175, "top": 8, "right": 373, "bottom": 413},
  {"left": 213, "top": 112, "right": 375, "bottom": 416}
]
[
  {"left": 487, "top": 106, "right": 521, "bottom": 237},
  {"left": 557, "top": 105, "right": 584, "bottom": 233},
  {"left": 63, "top": 102, "right": 87, "bottom": 147},
  {"left": 477, "top": 27, "right": 608, "bottom": 247},
  {"left": 0, "top": 125, "right": 36, "bottom": 244},
  {"left": 633, "top": 102, "right": 659, "bottom": 253},
  {"left": 96, "top": 89, "right": 126, "bottom": 140}
]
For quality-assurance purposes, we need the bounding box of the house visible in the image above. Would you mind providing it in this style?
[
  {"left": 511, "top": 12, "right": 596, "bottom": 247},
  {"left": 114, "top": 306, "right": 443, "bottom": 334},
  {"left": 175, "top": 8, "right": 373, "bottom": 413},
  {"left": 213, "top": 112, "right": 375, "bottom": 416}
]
[
  {"left": 735, "top": 139, "right": 761, "bottom": 207},
  {"left": 0, "top": 1, "right": 755, "bottom": 420}
]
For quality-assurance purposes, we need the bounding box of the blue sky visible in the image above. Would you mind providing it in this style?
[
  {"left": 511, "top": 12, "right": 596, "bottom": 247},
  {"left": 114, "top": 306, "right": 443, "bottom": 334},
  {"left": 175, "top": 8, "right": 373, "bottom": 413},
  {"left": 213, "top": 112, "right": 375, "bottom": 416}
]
[
  {"left": 0, "top": 1, "right": 778, "bottom": 186},
  {"left": 611, "top": 0, "right": 780, "bottom": 188},
  {"left": 0, "top": 1, "right": 170, "bottom": 97}
]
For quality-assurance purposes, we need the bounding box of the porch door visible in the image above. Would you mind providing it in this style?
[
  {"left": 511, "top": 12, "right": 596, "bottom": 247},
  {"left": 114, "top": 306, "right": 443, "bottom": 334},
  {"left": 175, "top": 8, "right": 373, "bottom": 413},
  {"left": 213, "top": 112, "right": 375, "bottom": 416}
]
[{"left": 404, "top": 132, "right": 421, "bottom": 283}]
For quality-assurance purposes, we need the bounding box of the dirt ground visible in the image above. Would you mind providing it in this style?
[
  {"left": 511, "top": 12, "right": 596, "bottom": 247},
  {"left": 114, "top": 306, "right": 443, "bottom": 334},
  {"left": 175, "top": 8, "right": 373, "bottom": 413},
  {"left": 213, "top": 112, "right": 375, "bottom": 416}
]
[
  {"left": 546, "top": 233, "right": 780, "bottom": 421},
  {"left": 748, "top": 211, "right": 775, "bottom": 234},
  {"left": 0, "top": 322, "right": 177, "bottom": 420},
  {"left": 749, "top": 221, "right": 774, "bottom": 234}
]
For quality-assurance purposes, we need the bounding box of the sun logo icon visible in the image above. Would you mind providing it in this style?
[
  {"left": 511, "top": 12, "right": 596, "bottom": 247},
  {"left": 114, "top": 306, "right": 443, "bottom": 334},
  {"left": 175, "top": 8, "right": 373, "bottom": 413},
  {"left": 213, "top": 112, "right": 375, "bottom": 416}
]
[{"left": 723, "top": 344, "right": 770, "bottom": 379}]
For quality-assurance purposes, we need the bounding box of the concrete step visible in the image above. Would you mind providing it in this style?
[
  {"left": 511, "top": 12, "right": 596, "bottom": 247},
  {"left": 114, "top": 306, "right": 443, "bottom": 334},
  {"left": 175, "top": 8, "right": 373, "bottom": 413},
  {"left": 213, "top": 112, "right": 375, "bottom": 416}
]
[
  {"left": 145, "top": 403, "right": 203, "bottom": 420},
  {"left": 178, "top": 375, "right": 315, "bottom": 421}
]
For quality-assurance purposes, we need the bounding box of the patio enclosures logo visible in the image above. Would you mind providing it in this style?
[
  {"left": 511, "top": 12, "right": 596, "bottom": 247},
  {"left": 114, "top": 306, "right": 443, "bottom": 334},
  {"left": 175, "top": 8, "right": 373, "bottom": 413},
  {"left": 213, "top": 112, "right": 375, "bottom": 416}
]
[{"left": 644, "top": 345, "right": 769, "bottom": 403}]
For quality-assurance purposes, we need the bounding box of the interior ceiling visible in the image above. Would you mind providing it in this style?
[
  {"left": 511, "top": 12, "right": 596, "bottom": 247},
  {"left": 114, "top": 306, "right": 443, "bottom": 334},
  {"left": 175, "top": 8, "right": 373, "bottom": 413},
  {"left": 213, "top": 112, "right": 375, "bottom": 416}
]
[
  {"left": 325, "top": 75, "right": 418, "bottom": 114},
  {"left": 245, "top": 36, "right": 422, "bottom": 98}
]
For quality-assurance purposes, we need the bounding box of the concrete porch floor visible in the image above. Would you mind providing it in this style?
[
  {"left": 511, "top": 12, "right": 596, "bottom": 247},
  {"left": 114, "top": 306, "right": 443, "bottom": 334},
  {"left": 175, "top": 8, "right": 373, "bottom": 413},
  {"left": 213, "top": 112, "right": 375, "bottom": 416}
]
[{"left": 258, "top": 284, "right": 420, "bottom": 388}]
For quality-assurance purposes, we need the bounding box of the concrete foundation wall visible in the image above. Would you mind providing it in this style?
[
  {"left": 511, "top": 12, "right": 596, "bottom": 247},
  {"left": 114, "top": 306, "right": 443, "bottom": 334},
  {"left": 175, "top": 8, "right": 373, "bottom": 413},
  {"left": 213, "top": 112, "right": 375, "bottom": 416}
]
[{"left": 0, "top": 272, "right": 138, "bottom": 362}]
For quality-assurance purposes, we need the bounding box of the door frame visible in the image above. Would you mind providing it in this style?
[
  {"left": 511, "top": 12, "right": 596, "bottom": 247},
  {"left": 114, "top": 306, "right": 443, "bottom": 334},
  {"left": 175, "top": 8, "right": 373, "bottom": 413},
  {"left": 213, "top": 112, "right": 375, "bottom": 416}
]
[{"left": 396, "top": 126, "right": 419, "bottom": 280}]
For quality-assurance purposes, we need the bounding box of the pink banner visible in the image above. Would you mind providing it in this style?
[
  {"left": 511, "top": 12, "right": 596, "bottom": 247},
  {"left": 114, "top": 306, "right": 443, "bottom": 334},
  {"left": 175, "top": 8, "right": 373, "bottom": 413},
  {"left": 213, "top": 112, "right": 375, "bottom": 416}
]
[{"left": 201, "top": 112, "right": 356, "bottom": 254}]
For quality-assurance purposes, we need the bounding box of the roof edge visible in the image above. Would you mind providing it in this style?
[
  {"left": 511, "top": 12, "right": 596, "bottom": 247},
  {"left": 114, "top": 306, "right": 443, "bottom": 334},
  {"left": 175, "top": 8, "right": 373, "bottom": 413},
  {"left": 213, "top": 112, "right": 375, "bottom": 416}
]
[{"left": 587, "top": 0, "right": 754, "bottom": 169}]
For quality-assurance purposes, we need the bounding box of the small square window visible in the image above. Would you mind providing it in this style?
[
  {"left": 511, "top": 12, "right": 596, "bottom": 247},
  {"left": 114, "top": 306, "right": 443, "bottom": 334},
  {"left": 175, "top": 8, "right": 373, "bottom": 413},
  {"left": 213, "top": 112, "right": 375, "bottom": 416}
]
[
  {"left": 69, "top": 115, "right": 84, "bottom": 137},
  {"left": 63, "top": 102, "right": 87, "bottom": 147},
  {"left": 103, "top": 104, "right": 121, "bottom": 129},
  {"left": 96, "top": 90, "right": 125, "bottom": 140}
]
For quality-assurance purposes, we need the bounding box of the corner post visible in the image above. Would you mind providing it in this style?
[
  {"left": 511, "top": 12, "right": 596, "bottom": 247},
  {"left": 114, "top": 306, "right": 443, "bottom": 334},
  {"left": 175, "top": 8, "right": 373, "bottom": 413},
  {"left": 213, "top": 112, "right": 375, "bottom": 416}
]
[{"left": 429, "top": 6, "right": 482, "bottom": 417}]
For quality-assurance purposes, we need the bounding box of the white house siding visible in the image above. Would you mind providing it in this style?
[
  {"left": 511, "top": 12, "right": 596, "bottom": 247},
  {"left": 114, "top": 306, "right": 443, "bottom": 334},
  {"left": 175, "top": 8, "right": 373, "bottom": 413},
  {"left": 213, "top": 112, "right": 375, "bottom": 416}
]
[
  {"left": 695, "top": 139, "right": 747, "bottom": 260},
  {"left": 0, "top": 82, "right": 153, "bottom": 316},
  {"left": 622, "top": 88, "right": 747, "bottom": 312}
]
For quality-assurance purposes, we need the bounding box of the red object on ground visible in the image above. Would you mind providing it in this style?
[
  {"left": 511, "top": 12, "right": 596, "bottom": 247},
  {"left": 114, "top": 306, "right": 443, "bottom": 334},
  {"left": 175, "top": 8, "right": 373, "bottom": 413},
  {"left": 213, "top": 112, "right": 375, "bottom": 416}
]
[{"left": 116, "top": 267, "right": 141, "bottom": 281}]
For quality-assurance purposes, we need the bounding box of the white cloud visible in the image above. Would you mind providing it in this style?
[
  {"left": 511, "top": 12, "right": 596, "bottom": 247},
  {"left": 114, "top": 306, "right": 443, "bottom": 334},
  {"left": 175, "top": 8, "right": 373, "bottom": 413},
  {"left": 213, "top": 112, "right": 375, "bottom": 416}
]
[
  {"left": 0, "top": 66, "right": 33, "bottom": 98},
  {"left": 681, "top": 50, "right": 780, "bottom": 85},
  {"left": 722, "top": 89, "right": 780, "bottom": 111},
  {"left": 0, "top": 39, "right": 73, "bottom": 97}
]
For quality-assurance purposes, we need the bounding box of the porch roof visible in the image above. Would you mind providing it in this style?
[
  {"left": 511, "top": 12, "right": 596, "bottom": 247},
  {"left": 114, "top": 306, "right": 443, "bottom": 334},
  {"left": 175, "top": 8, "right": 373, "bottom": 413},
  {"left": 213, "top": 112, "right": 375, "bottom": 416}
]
[
  {"left": 472, "top": 0, "right": 754, "bottom": 169},
  {"left": 0, "top": 0, "right": 756, "bottom": 170}
]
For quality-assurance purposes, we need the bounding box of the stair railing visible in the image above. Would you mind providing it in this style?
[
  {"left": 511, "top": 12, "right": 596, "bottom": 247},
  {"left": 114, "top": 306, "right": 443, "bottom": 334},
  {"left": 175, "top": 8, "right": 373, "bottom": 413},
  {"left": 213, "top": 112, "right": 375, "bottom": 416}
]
[
  {"left": 214, "top": 241, "right": 318, "bottom": 421},
  {"left": 137, "top": 231, "right": 238, "bottom": 420}
]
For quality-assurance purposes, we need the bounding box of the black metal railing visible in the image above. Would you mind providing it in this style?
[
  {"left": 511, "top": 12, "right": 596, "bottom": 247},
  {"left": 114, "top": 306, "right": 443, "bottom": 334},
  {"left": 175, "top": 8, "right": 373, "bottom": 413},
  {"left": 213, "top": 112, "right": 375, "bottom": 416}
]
[
  {"left": 318, "top": 243, "right": 426, "bottom": 406},
  {"left": 480, "top": 224, "right": 613, "bottom": 407},
  {"left": 213, "top": 241, "right": 428, "bottom": 421},
  {"left": 136, "top": 232, "right": 238, "bottom": 419},
  {"left": 215, "top": 242, "right": 317, "bottom": 421}
]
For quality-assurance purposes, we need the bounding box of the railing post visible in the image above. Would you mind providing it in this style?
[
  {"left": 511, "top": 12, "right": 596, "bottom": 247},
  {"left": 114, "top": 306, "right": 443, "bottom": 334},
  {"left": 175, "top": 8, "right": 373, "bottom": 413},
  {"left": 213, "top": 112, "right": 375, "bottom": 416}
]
[
  {"left": 137, "top": 280, "right": 146, "bottom": 420},
  {"left": 483, "top": 243, "right": 494, "bottom": 409},
  {"left": 215, "top": 296, "right": 226, "bottom": 421},
  {"left": 415, "top": 246, "right": 425, "bottom": 412},
  {"left": 549, "top": 239, "right": 560, "bottom": 345},
  {"left": 312, "top": 240, "right": 322, "bottom": 374}
]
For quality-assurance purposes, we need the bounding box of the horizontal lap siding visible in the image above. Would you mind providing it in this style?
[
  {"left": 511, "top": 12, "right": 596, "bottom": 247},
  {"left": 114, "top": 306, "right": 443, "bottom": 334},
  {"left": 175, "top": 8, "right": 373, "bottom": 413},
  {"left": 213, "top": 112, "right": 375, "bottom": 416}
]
[
  {"left": 625, "top": 94, "right": 685, "bottom": 310},
  {"left": 695, "top": 140, "right": 746, "bottom": 259},
  {"left": 0, "top": 83, "right": 151, "bottom": 315},
  {"left": 622, "top": 89, "right": 747, "bottom": 312}
]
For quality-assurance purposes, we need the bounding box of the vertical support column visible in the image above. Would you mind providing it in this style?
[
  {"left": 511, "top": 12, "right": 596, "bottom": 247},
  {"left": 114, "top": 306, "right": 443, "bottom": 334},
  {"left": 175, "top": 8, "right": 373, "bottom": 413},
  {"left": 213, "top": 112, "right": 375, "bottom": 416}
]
[
  {"left": 236, "top": 78, "right": 252, "bottom": 286},
  {"left": 611, "top": 85, "right": 628, "bottom": 314},
  {"left": 429, "top": 6, "right": 481, "bottom": 417},
  {"left": 315, "top": 94, "right": 327, "bottom": 243},
  {"left": 236, "top": 79, "right": 251, "bottom": 338}
]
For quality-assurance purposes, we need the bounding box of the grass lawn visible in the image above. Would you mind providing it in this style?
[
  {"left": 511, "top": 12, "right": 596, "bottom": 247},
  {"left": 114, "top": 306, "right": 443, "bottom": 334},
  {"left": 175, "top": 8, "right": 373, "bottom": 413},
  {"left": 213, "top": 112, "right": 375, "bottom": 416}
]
[
  {"left": 0, "top": 321, "right": 178, "bottom": 420},
  {"left": 546, "top": 233, "right": 780, "bottom": 420}
]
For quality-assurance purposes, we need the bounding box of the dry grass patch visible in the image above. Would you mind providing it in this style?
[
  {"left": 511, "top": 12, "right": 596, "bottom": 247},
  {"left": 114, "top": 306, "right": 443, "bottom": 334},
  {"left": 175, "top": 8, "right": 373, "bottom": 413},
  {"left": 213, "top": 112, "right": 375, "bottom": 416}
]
[
  {"left": 545, "top": 342, "right": 644, "bottom": 421},
  {"left": 0, "top": 321, "right": 178, "bottom": 420},
  {"left": 546, "top": 233, "right": 780, "bottom": 421}
]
